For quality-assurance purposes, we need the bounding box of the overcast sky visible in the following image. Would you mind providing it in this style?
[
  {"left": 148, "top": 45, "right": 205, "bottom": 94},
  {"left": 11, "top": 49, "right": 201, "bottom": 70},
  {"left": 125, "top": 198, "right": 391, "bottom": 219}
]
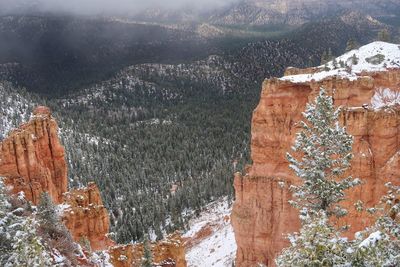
[{"left": 0, "top": 0, "right": 240, "bottom": 15}]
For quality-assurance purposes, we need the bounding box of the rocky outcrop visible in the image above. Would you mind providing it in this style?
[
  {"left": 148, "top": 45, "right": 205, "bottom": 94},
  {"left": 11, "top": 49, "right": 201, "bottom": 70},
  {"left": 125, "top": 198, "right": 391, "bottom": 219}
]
[
  {"left": 232, "top": 68, "right": 400, "bottom": 266},
  {"left": 0, "top": 106, "right": 67, "bottom": 204},
  {"left": 62, "top": 182, "right": 114, "bottom": 251},
  {"left": 109, "top": 233, "right": 187, "bottom": 267},
  {"left": 0, "top": 106, "right": 187, "bottom": 265}
]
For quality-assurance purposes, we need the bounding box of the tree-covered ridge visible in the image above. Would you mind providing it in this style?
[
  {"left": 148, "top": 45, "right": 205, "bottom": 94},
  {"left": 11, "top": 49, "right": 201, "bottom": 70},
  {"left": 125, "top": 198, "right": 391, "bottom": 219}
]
[{"left": 1, "top": 11, "right": 396, "bottom": 244}]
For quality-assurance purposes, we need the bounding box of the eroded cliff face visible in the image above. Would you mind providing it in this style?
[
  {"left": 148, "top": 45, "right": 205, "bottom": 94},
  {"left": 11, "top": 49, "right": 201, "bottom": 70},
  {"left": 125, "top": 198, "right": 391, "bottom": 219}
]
[
  {"left": 0, "top": 106, "right": 113, "bottom": 250},
  {"left": 0, "top": 106, "right": 67, "bottom": 204},
  {"left": 0, "top": 106, "right": 187, "bottom": 266},
  {"left": 109, "top": 233, "right": 187, "bottom": 267},
  {"left": 232, "top": 68, "right": 400, "bottom": 266},
  {"left": 62, "top": 182, "right": 114, "bottom": 251}
]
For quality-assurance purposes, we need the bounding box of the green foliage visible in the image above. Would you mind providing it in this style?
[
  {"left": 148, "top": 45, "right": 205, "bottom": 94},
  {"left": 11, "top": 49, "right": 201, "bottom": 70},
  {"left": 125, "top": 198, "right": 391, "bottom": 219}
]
[
  {"left": 37, "top": 193, "right": 78, "bottom": 265},
  {"left": 276, "top": 211, "right": 351, "bottom": 267},
  {"left": 8, "top": 217, "right": 53, "bottom": 267},
  {"left": 378, "top": 29, "right": 391, "bottom": 42},
  {"left": 0, "top": 179, "right": 53, "bottom": 267},
  {"left": 351, "top": 183, "right": 400, "bottom": 266},
  {"left": 346, "top": 38, "right": 359, "bottom": 52},
  {"left": 351, "top": 54, "right": 359, "bottom": 65},
  {"left": 142, "top": 235, "right": 153, "bottom": 267},
  {"left": 286, "top": 88, "right": 360, "bottom": 218},
  {"left": 365, "top": 54, "right": 386, "bottom": 65}
]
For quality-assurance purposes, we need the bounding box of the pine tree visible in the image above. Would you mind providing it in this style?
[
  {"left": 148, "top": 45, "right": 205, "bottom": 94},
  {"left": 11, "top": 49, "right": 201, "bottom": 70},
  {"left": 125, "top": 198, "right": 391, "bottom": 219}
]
[
  {"left": 277, "top": 88, "right": 360, "bottom": 266},
  {"left": 320, "top": 51, "right": 328, "bottom": 65},
  {"left": 37, "top": 192, "right": 78, "bottom": 265},
  {"left": 0, "top": 179, "right": 53, "bottom": 266},
  {"left": 8, "top": 217, "right": 53, "bottom": 267},
  {"left": 351, "top": 54, "right": 359, "bottom": 65},
  {"left": 332, "top": 58, "right": 338, "bottom": 69},
  {"left": 142, "top": 235, "right": 153, "bottom": 267},
  {"left": 351, "top": 182, "right": 400, "bottom": 266},
  {"left": 345, "top": 38, "right": 359, "bottom": 52},
  {"left": 276, "top": 211, "right": 350, "bottom": 266},
  {"left": 0, "top": 178, "right": 16, "bottom": 264},
  {"left": 286, "top": 88, "right": 360, "bottom": 218},
  {"left": 378, "top": 29, "right": 391, "bottom": 42}
]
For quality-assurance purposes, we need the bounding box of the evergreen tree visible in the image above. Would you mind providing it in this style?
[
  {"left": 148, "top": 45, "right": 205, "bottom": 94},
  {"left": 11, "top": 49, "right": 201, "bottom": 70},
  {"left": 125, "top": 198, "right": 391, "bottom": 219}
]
[
  {"left": 277, "top": 88, "right": 360, "bottom": 266},
  {"left": 0, "top": 179, "right": 53, "bottom": 266},
  {"left": 37, "top": 192, "right": 78, "bottom": 265},
  {"left": 345, "top": 38, "right": 359, "bottom": 52},
  {"left": 0, "top": 178, "right": 16, "bottom": 264},
  {"left": 8, "top": 217, "right": 53, "bottom": 267},
  {"left": 320, "top": 51, "right": 328, "bottom": 65},
  {"left": 332, "top": 58, "right": 338, "bottom": 69},
  {"left": 378, "top": 29, "right": 391, "bottom": 42},
  {"left": 351, "top": 54, "right": 359, "bottom": 65},
  {"left": 276, "top": 211, "right": 350, "bottom": 266},
  {"left": 351, "top": 182, "right": 400, "bottom": 266},
  {"left": 286, "top": 88, "right": 360, "bottom": 218},
  {"left": 142, "top": 235, "right": 153, "bottom": 267}
]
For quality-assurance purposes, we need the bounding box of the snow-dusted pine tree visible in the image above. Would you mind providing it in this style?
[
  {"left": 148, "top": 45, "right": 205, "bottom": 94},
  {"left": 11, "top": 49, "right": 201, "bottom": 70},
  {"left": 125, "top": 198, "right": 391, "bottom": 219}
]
[
  {"left": 351, "top": 182, "right": 400, "bottom": 266},
  {"left": 142, "top": 235, "right": 153, "bottom": 267},
  {"left": 0, "top": 177, "right": 15, "bottom": 264},
  {"left": 277, "top": 88, "right": 360, "bottom": 266},
  {"left": 276, "top": 210, "right": 351, "bottom": 266},
  {"left": 37, "top": 192, "right": 78, "bottom": 265},
  {"left": 0, "top": 178, "right": 53, "bottom": 266},
  {"left": 7, "top": 217, "right": 53, "bottom": 267},
  {"left": 286, "top": 88, "right": 360, "bottom": 218}
]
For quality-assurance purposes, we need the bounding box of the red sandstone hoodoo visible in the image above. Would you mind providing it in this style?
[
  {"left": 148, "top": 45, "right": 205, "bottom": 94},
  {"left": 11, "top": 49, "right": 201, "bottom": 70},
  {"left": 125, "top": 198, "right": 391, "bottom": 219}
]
[
  {"left": 231, "top": 42, "right": 400, "bottom": 267},
  {"left": 0, "top": 106, "right": 187, "bottom": 266}
]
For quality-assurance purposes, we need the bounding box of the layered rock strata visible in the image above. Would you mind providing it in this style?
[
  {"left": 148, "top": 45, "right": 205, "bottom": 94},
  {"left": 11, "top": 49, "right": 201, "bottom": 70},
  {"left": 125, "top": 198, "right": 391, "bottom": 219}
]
[
  {"left": 62, "top": 182, "right": 114, "bottom": 251},
  {"left": 232, "top": 66, "right": 400, "bottom": 266},
  {"left": 0, "top": 106, "right": 67, "bottom": 204},
  {"left": 0, "top": 106, "right": 187, "bottom": 265},
  {"left": 109, "top": 233, "right": 187, "bottom": 267}
]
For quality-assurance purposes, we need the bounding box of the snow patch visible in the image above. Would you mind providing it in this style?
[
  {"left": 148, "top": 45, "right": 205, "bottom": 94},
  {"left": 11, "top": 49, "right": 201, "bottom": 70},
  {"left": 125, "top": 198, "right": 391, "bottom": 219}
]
[
  {"left": 280, "top": 42, "right": 400, "bottom": 84},
  {"left": 359, "top": 231, "right": 382, "bottom": 248},
  {"left": 184, "top": 198, "right": 236, "bottom": 267}
]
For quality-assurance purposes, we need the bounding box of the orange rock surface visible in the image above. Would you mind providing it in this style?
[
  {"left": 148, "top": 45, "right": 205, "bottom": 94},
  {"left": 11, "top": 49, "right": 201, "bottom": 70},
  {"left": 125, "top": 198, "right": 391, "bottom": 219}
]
[
  {"left": 0, "top": 106, "right": 187, "bottom": 265},
  {"left": 0, "top": 106, "right": 67, "bottom": 204},
  {"left": 62, "top": 182, "right": 114, "bottom": 251},
  {"left": 232, "top": 69, "right": 400, "bottom": 266},
  {"left": 109, "top": 233, "right": 187, "bottom": 267}
]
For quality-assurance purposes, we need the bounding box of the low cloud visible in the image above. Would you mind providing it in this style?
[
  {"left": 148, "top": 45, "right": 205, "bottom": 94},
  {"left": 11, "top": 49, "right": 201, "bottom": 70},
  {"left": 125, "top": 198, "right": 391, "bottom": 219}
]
[{"left": 0, "top": 0, "right": 239, "bottom": 16}]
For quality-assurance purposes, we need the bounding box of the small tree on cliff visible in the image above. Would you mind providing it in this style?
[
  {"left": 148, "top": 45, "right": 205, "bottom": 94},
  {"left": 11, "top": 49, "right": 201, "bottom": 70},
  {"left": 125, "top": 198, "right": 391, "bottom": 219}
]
[
  {"left": 286, "top": 88, "right": 360, "bottom": 218},
  {"left": 37, "top": 192, "right": 78, "bottom": 265},
  {"left": 0, "top": 179, "right": 53, "bottom": 266},
  {"left": 276, "top": 88, "right": 360, "bottom": 266},
  {"left": 350, "top": 182, "right": 400, "bottom": 266},
  {"left": 141, "top": 235, "right": 153, "bottom": 267}
]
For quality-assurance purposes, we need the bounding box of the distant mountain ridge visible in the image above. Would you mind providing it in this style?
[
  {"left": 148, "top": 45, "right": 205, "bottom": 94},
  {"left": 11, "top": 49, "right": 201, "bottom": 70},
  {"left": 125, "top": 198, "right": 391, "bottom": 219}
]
[{"left": 208, "top": 0, "right": 400, "bottom": 26}]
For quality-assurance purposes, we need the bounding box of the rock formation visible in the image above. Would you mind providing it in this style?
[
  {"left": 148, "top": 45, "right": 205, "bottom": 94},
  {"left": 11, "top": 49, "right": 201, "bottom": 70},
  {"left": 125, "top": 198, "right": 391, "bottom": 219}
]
[
  {"left": 109, "top": 233, "right": 187, "bottom": 267},
  {"left": 232, "top": 42, "right": 400, "bottom": 266},
  {"left": 0, "top": 106, "right": 187, "bottom": 266},
  {"left": 62, "top": 182, "right": 114, "bottom": 251},
  {"left": 0, "top": 106, "right": 67, "bottom": 204}
]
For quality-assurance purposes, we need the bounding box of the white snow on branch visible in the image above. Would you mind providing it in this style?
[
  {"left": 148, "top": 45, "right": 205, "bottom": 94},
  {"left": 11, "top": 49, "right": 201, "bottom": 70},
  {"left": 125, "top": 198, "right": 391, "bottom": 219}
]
[{"left": 359, "top": 231, "right": 382, "bottom": 248}]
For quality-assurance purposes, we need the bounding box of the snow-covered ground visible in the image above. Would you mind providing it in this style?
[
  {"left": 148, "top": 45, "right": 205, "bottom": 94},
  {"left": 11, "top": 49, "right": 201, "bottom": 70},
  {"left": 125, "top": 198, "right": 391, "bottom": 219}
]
[
  {"left": 183, "top": 198, "right": 236, "bottom": 267},
  {"left": 281, "top": 41, "right": 400, "bottom": 83}
]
